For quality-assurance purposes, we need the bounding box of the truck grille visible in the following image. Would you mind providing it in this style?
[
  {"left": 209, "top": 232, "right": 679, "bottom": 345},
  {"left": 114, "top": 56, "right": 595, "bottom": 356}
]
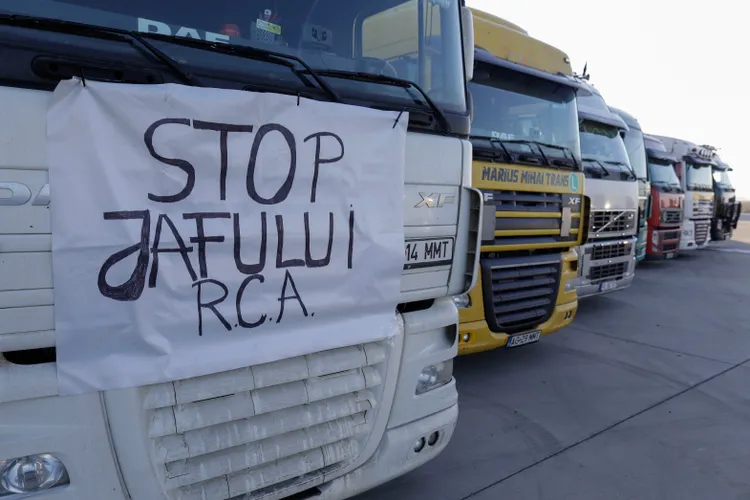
[
  {"left": 663, "top": 230, "right": 681, "bottom": 241},
  {"left": 587, "top": 262, "right": 628, "bottom": 282},
  {"left": 142, "top": 342, "right": 388, "bottom": 500},
  {"left": 480, "top": 255, "right": 561, "bottom": 334},
  {"left": 662, "top": 241, "right": 679, "bottom": 252},
  {"left": 694, "top": 220, "right": 710, "bottom": 246},
  {"left": 481, "top": 189, "right": 582, "bottom": 246},
  {"left": 589, "top": 210, "right": 637, "bottom": 237},
  {"left": 591, "top": 241, "right": 632, "bottom": 260},
  {"left": 692, "top": 199, "right": 713, "bottom": 218},
  {"left": 661, "top": 209, "right": 683, "bottom": 224}
]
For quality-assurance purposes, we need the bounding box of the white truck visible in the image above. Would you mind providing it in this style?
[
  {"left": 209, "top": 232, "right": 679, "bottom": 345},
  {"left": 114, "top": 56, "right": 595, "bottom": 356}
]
[
  {"left": 569, "top": 80, "right": 638, "bottom": 298},
  {"left": 0, "top": 1, "right": 482, "bottom": 499},
  {"left": 651, "top": 136, "right": 716, "bottom": 250}
]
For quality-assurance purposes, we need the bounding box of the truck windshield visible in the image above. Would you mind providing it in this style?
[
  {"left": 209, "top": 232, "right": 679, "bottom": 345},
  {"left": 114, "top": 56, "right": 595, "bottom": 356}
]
[
  {"left": 579, "top": 120, "right": 634, "bottom": 180},
  {"left": 469, "top": 63, "right": 581, "bottom": 167},
  {"left": 713, "top": 169, "right": 735, "bottom": 192},
  {"left": 686, "top": 163, "right": 714, "bottom": 192},
  {"left": 622, "top": 128, "right": 648, "bottom": 180},
  {"left": 648, "top": 159, "right": 681, "bottom": 191},
  {"left": 2, "top": 0, "right": 467, "bottom": 115}
]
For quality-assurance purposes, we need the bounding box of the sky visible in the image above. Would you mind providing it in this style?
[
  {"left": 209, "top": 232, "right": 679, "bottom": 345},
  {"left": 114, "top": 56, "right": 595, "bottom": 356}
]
[{"left": 467, "top": 0, "right": 749, "bottom": 199}]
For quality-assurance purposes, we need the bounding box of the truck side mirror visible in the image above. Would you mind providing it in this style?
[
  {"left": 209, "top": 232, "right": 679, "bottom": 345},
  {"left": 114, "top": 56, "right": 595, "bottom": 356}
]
[{"left": 461, "top": 6, "right": 474, "bottom": 82}]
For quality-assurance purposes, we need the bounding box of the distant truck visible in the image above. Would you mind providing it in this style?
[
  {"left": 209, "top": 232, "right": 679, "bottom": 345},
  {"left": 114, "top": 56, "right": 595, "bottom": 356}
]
[
  {"left": 456, "top": 9, "right": 586, "bottom": 354},
  {"left": 651, "top": 136, "right": 716, "bottom": 250},
  {"left": 643, "top": 134, "right": 684, "bottom": 259},
  {"left": 702, "top": 146, "right": 741, "bottom": 241},
  {"left": 569, "top": 80, "right": 638, "bottom": 297},
  {"left": 610, "top": 107, "right": 650, "bottom": 262}
]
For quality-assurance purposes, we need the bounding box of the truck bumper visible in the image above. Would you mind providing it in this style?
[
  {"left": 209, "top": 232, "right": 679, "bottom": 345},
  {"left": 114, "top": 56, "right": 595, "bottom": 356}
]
[
  {"left": 457, "top": 300, "right": 577, "bottom": 355},
  {"left": 679, "top": 219, "right": 710, "bottom": 250},
  {"left": 570, "top": 237, "right": 637, "bottom": 299},
  {"left": 319, "top": 404, "right": 457, "bottom": 499},
  {"left": 645, "top": 226, "right": 681, "bottom": 260}
]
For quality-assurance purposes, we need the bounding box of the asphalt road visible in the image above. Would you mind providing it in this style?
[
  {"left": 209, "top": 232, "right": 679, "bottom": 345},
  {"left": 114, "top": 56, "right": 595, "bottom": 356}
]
[{"left": 357, "top": 221, "right": 750, "bottom": 500}]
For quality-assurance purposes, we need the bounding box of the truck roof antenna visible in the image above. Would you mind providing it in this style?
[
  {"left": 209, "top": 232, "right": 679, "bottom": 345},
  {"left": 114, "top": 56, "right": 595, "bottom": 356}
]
[{"left": 581, "top": 62, "right": 590, "bottom": 81}]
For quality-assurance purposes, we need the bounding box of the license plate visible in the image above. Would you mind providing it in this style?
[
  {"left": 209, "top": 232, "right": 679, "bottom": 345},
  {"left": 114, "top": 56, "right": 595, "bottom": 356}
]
[
  {"left": 599, "top": 280, "right": 618, "bottom": 292},
  {"left": 404, "top": 238, "right": 454, "bottom": 270},
  {"left": 666, "top": 252, "right": 675, "bottom": 259},
  {"left": 507, "top": 330, "right": 542, "bottom": 348}
]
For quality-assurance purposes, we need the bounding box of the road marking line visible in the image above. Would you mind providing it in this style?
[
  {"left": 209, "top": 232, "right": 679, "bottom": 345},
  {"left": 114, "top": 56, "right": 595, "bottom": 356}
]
[{"left": 706, "top": 247, "right": 750, "bottom": 255}]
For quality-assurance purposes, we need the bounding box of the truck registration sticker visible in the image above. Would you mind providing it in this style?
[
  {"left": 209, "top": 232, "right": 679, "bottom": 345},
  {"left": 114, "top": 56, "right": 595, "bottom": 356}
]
[
  {"left": 507, "top": 330, "right": 541, "bottom": 348},
  {"left": 404, "top": 237, "right": 454, "bottom": 269}
]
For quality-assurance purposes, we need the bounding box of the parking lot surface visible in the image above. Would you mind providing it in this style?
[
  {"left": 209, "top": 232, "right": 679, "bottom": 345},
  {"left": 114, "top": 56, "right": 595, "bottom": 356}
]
[{"left": 357, "top": 221, "right": 750, "bottom": 500}]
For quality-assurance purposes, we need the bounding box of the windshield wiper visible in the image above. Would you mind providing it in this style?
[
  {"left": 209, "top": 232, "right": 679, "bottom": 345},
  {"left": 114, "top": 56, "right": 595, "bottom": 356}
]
[
  {"left": 304, "top": 70, "right": 450, "bottom": 133},
  {"left": 603, "top": 160, "right": 637, "bottom": 180},
  {"left": 651, "top": 180, "right": 674, "bottom": 192},
  {"left": 470, "top": 135, "right": 514, "bottom": 162},
  {"left": 0, "top": 14, "right": 342, "bottom": 102},
  {"left": 0, "top": 14, "right": 201, "bottom": 85},
  {"left": 582, "top": 157, "right": 611, "bottom": 177}
]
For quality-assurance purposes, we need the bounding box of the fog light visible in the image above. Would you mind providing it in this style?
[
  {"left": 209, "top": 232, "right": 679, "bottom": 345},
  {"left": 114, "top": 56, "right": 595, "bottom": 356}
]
[
  {"left": 452, "top": 294, "right": 471, "bottom": 309},
  {"left": 461, "top": 333, "right": 470, "bottom": 343},
  {"left": 0, "top": 454, "right": 69, "bottom": 496},
  {"left": 413, "top": 437, "right": 426, "bottom": 453},
  {"left": 427, "top": 431, "right": 439, "bottom": 446},
  {"left": 416, "top": 360, "right": 453, "bottom": 395}
]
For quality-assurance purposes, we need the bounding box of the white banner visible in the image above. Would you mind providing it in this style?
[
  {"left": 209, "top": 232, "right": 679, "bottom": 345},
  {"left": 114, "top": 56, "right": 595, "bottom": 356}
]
[{"left": 48, "top": 79, "right": 406, "bottom": 395}]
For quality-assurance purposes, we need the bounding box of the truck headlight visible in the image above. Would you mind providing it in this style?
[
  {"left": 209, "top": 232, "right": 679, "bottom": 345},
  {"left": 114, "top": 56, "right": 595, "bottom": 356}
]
[
  {"left": 416, "top": 360, "right": 453, "bottom": 395},
  {"left": 651, "top": 231, "right": 659, "bottom": 245},
  {"left": 683, "top": 229, "right": 693, "bottom": 237},
  {"left": 0, "top": 454, "right": 69, "bottom": 496},
  {"left": 452, "top": 294, "right": 471, "bottom": 309}
]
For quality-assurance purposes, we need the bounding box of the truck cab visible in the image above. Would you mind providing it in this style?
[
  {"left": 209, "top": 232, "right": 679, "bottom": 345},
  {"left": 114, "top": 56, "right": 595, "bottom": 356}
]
[
  {"left": 643, "top": 134, "right": 684, "bottom": 259},
  {"left": 707, "top": 151, "right": 741, "bottom": 241},
  {"left": 456, "top": 9, "right": 585, "bottom": 355},
  {"left": 570, "top": 81, "right": 638, "bottom": 298},
  {"left": 0, "top": 2, "right": 481, "bottom": 499},
  {"left": 651, "top": 136, "right": 716, "bottom": 250},
  {"left": 610, "top": 107, "right": 650, "bottom": 262}
]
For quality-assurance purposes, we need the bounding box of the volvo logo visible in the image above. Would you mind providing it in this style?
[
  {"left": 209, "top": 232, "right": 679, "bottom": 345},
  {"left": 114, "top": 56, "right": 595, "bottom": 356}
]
[{"left": 414, "top": 192, "right": 456, "bottom": 208}]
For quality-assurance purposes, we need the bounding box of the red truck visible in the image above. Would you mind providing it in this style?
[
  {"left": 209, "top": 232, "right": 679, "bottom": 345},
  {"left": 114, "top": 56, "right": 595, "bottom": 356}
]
[{"left": 644, "top": 134, "right": 685, "bottom": 259}]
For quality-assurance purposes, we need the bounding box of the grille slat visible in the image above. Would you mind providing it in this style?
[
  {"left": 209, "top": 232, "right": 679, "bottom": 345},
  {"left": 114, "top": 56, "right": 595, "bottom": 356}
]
[
  {"left": 587, "top": 262, "right": 628, "bottom": 282},
  {"left": 591, "top": 242, "right": 632, "bottom": 260},
  {"left": 481, "top": 189, "right": 582, "bottom": 246},
  {"left": 146, "top": 341, "right": 388, "bottom": 499},
  {"left": 481, "top": 255, "right": 561, "bottom": 334},
  {"left": 663, "top": 230, "right": 681, "bottom": 241},
  {"left": 661, "top": 209, "right": 683, "bottom": 225},
  {"left": 692, "top": 199, "right": 713, "bottom": 218},
  {"left": 662, "top": 242, "right": 679, "bottom": 252}
]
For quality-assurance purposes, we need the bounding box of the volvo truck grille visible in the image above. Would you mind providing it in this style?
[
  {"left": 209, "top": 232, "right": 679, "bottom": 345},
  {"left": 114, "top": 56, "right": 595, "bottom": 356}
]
[
  {"left": 589, "top": 210, "right": 637, "bottom": 238},
  {"left": 694, "top": 220, "right": 710, "bottom": 246},
  {"left": 586, "top": 262, "right": 628, "bottom": 282},
  {"left": 480, "top": 254, "right": 561, "bottom": 334},
  {"left": 591, "top": 241, "right": 632, "bottom": 260},
  {"left": 142, "top": 342, "right": 388, "bottom": 500},
  {"left": 481, "top": 189, "right": 582, "bottom": 246},
  {"left": 692, "top": 199, "right": 714, "bottom": 218},
  {"left": 662, "top": 241, "right": 679, "bottom": 252},
  {"left": 663, "top": 230, "right": 681, "bottom": 241},
  {"left": 661, "top": 209, "right": 683, "bottom": 224}
]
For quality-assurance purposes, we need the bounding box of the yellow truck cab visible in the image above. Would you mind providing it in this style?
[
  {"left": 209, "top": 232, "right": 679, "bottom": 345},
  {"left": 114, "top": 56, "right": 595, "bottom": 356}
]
[{"left": 457, "top": 9, "right": 587, "bottom": 354}]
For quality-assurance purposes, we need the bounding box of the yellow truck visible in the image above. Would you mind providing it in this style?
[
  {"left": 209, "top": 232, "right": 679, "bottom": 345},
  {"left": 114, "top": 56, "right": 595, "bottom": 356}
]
[{"left": 457, "top": 9, "right": 588, "bottom": 354}]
